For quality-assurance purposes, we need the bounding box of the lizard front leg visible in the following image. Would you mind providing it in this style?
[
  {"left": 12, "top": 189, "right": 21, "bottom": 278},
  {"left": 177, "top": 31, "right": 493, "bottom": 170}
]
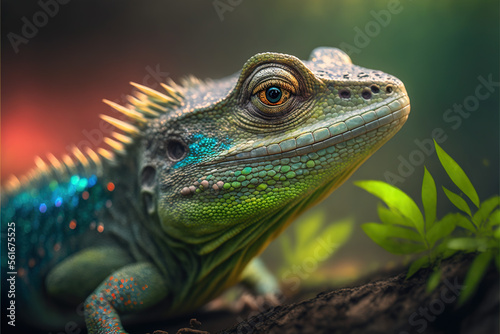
[
  {"left": 84, "top": 261, "right": 168, "bottom": 334},
  {"left": 206, "top": 258, "right": 281, "bottom": 313}
]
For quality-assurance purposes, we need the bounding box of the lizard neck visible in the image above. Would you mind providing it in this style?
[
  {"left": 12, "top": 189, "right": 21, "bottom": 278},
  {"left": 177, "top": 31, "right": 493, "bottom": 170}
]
[{"left": 167, "top": 155, "right": 369, "bottom": 313}]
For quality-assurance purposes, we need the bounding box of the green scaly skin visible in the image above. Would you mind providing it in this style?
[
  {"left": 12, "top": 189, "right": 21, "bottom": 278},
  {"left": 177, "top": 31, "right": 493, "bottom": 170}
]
[{"left": 0, "top": 47, "right": 410, "bottom": 333}]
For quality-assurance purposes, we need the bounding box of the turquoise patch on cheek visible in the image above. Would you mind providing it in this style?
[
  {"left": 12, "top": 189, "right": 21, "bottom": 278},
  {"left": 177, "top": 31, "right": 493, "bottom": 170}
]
[{"left": 173, "top": 134, "right": 232, "bottom": 169}]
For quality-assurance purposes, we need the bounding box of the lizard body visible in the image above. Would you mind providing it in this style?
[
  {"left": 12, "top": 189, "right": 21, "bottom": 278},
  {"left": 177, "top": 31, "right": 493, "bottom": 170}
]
[{"left": 1, "top": 47, "right": 410, "bottom": 333}]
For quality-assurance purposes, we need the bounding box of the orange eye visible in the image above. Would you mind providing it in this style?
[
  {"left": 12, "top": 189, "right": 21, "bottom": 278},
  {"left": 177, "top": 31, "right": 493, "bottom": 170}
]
[{"left": 258, "top": 86, "right": 291, "bottom": 106}]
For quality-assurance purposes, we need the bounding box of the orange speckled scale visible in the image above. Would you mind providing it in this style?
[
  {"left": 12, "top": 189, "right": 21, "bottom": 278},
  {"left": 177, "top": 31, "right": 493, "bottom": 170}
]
[{"left": 84, "top": 262, "right": 168, "bottom": 334}]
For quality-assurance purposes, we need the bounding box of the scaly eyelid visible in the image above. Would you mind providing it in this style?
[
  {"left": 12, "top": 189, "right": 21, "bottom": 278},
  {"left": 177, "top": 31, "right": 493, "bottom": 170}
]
[{"left": 247, "top": 65, "right": 299, "bottom": 95}]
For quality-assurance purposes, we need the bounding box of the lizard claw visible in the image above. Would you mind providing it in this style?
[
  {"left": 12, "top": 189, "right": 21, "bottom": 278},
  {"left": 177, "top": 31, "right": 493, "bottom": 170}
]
[
  {"left": 234, "top": 291, "right": 282, "bottom": 313},
  {"left": 205, "top": 289, "right": 282, "bottom": 314}
]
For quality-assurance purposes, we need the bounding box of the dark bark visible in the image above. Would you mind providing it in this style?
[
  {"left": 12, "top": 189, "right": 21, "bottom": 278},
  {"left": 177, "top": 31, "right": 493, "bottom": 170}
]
[
  {"left": 217, "top": 255, "right": 499, "bottom": 334},
  {"left": 141, "top": 255, "right": 498, "bottom": 334}
]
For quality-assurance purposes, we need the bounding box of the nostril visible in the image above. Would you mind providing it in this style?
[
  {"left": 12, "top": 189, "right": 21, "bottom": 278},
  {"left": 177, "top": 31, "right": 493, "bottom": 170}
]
[
  {"left": 339, "top": 88, "right": 351, "bottom": 99},
  {"left": 370, "top": 85, "right": 380, "bottom": 94},
  {"left": 361, "top": 89, "right": 372, "bottom": 100},
  {"left": 386, "top": 85, "right": 394, "bottom": 94}
]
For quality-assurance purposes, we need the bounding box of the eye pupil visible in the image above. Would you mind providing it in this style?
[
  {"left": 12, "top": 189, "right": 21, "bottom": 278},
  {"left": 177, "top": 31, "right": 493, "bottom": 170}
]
[
  {"left": 255, "top": 84, "right": 290, "bottom": 108},
  {"left": 166, "top": 140, "right": 187, "bottom": 161},
  {"left": 266, "top": 87, "right": 282, "bottom": 103}
]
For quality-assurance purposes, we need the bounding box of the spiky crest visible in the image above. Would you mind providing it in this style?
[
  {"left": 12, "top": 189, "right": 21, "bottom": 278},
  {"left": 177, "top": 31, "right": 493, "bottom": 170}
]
[{"left": 3, "top": 78, "right": 193, "bottom": 195}]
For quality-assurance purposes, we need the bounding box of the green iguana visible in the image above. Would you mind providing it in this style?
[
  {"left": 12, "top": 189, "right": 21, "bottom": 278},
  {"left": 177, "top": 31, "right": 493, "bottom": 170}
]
[{"left": 1, "top": 47, "right": 410, "bottom": 333}]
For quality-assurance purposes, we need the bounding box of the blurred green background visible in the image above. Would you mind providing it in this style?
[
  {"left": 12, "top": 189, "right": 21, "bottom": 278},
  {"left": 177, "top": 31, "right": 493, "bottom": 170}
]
[{"left": 2, "top": 0, "right": 499, "bottom": 296}]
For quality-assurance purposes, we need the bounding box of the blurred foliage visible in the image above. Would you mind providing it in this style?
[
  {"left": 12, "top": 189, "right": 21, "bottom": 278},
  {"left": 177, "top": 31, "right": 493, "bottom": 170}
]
[
  {"left": 357, "top": 141, "right": 499, "bottom": 305},
  {"left": 278, "top": 210, "right": 353, "bottom": 278}
]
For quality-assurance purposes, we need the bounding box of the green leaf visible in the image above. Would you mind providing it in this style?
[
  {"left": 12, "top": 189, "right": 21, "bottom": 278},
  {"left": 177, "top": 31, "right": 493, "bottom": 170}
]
[
  {"left": 443, "top": 186, "right": 472, "bottom": 217},
  {"left": 296, "top": 210, "right": 324, "bottom": 251},
  {"left": 426, "top": 268, "right": 441, "bottom": 293},
  {"left": 434, "top": 241, "right": 459, "bottom": 259},
  {"left": 453, "top": 213, "right": 478, "bottom": 232},
  {"left": 494, "top": 227, "right": 500, "bottom": 239},
  {"left": 434, "top": 141, "right": 480, "bottom": 208},
  {"left": 362, "top": 223, "right": 427, "bottom": 254},
  {"left": 447, "top": 237, "right": 489, "bottom": 252},
  {"left": 377, "top": 204, "right": 414, "bottom": 227},
  {"left": 458, "top": 251, "right": 493, "bottom": 305},
  {"left": 487, "top": 209, "right": 500, "bottom": 228},
  {"left": 427, "top": 213, "right": 457, "bottom": 248},
  {"left": 422, "top": 167, "right": 437, "bottom": 231},
  {"left": 495, "top": 253, "right": 500, "bottom": 271},
  {"left": 356, "top": 180, "right": 425, "bottom": 236},
  {"left": 441, "top": 248, "right": 459, "bottom": 260},
  {"left": 407, "top": 255, "right": 430, "bottom": 278},
  {"left": 365, "top": 223, "right": 422, "bottom": 242},
  {"left": 473, "top": 195, "right": 500, "bottom": 225}
]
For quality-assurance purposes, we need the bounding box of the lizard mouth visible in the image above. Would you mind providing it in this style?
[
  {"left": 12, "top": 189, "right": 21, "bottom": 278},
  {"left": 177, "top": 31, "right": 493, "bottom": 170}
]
[{"left": 211, "top": 95, "right": 410, "bottom": 166}]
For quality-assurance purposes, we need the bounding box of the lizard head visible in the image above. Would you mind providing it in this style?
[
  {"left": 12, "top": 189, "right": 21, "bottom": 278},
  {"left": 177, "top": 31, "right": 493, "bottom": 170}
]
[{"left": 122, "top": 47, "right": 409, "bottom": 255}]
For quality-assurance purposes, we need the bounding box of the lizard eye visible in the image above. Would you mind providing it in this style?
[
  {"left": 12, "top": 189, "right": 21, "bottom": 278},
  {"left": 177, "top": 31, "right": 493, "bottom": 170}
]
[
  {"left": 251, "top": 77, "right": 296, "bottom": 115},
  {"left": 244, "top": 64, "right": 303, "bottom": 118},
  {"left": 257, "top": 86, "right": 291, "bottom": 106}
]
